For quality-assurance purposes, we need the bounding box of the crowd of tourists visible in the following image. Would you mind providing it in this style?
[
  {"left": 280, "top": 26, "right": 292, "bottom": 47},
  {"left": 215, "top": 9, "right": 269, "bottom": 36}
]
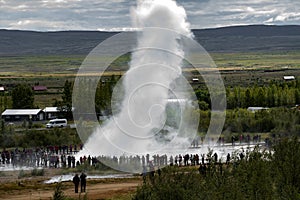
[
  {"left": 0, "top": 134, "right": 267, "bottom": 170},
  {"left": 0, "top": 144, "right": 99, "bottom": 169}
]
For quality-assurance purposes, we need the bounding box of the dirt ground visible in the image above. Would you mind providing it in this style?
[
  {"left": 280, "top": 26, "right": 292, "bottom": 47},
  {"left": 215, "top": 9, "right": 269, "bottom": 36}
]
[
  {"left": 0, "top": 170, "right": 141, "bottom": 200},
  {"left": 1, "top": 180, "right": 140, "bottom": 200}
]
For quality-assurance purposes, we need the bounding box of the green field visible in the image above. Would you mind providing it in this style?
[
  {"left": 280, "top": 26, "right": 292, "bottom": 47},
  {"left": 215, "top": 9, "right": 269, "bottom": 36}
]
[{"left": 0, "top": 51, "right": 300, "bottom": 107}]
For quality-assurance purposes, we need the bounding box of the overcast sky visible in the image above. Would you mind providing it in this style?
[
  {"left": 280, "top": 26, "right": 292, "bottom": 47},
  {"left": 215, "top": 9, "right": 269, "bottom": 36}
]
[{"left": 0, "top": 0, "right": 299, "bottom": 31}]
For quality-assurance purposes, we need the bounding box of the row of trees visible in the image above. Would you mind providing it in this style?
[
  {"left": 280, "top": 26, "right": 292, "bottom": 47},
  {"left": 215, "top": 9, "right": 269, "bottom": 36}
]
[
  {"left": 0, "top": 127, "right": 80, "bottom": 148},
  {"left": 198, "top": 107, "right": 300, "bottom": 135},
  {"left": 196, "top": 80, "right": 300, "bottom": 110},
  {"left": 3, "top": 78, "right": 299, "bottom": 115},
  {"left": 134, "top": 137, "right": 300, "bottom": 200},
  {"left": 0, "top": 94, "right": 9, "bottom": 114}
]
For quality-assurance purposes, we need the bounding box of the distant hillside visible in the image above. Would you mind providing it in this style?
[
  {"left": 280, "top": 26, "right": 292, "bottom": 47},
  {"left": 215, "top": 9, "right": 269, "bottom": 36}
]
[
  {"left": 194, "top": 25, "right": 300, "bottom": 52},
  {"left": 0, "top": 25, "right": 300, "bottom": 55}
]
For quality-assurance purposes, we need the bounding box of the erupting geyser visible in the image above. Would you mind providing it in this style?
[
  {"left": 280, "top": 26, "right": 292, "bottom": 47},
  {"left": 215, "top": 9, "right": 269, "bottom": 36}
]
[{"left": 72, "top": 0, "right": 226, "bottom": 173}]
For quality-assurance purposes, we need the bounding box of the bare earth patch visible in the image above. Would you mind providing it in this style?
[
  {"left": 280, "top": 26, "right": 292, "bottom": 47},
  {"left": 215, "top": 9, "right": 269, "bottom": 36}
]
[{"left": 0, "top": 169, "right": 141, "bottom": 200}]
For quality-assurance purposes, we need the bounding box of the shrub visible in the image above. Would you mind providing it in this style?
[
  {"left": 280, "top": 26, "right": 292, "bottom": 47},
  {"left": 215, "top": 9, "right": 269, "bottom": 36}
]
[
  {"left": 31, "top": 168, "right": 44, "bottom": 176},
  {"left": 133, "top": 138, "right": 300, "bottom": 199},
  {"left": 52, "top": 181, "right": 71, "bottom": 200}
]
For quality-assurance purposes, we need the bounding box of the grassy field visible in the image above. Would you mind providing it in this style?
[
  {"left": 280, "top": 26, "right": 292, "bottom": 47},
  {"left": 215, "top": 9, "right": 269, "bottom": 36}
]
[
  {"left": 0, "top": 51, "right": 299, "bottom": 76},
  {"left": 0, "top": 51, "right": 299, "bottom": 107}
]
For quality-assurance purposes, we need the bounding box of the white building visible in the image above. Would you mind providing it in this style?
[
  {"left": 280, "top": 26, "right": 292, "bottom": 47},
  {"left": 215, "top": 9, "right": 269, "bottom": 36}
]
[
  {"left": 247, "top": 107, "right": 269, "bottom": 112},
  {"left": 43, "top": 107, "right": 61, "bottom": 120},
  {"left": 1, "top": 109, "right": 44, "bottom": 121},
  {"left": 283, "top": 76, "right": 295, "bottom": 81}
]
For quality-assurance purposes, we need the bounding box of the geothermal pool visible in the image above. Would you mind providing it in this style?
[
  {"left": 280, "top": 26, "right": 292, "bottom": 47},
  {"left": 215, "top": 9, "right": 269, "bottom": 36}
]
[{"left": 44, "top": 173, "right": 134, "bottom": 184}]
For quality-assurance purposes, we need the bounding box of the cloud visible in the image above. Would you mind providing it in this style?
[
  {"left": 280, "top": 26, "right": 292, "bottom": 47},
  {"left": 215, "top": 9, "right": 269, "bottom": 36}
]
[
  {"left": 0, "top": 0, "right": 299, "bottom": 31},
  {"left": 265, "top": 12, "right": 300, "bottom": 23}
]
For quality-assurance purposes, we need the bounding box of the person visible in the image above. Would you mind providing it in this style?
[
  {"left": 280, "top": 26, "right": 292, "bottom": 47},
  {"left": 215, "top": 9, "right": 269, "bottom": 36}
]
[
  {"left": 213, "top": 153, "right": 218, "bottom": 163},
  {"left": 80, "top": 172, "right": 87, "bottom": 192},
  {"left": 226, "top": 153, "right": 231, "bottom": 164},
  {"left": 149, "top": 162, "right": 155, "bottom": 184},
  {"left": 142, "top": 166, "right": 147, "bottom": 183},
  {"left": 73, "top": 174, "right": 80, "bottom": 193},
  {"left": 157, "top": 167, "right": 161, "bottom": 177}
]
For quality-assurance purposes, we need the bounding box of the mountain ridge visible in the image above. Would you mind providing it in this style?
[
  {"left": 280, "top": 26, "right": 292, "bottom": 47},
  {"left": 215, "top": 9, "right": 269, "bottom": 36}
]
[{"left": 1, "top": 25, "right": 299, "bottom": 55}]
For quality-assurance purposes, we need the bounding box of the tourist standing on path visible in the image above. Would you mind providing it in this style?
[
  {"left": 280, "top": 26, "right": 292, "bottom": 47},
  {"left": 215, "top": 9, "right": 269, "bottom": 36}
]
[
  {"left": 80, "top": 172, "right": 87, "bottom": 192},
  {"left": 73, "top": 174, "right": 80, "bottom": 193}
]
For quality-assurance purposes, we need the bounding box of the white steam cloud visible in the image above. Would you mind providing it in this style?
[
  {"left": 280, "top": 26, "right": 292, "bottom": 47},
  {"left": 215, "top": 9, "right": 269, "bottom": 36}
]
[{"left": 74, "top": 0, "right": 202, "bottom": 172}]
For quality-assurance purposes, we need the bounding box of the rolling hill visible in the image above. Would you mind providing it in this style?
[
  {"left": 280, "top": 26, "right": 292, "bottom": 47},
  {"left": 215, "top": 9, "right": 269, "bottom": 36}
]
[{"left": 0, "top": 25, "right": 300, "bottom": 56}]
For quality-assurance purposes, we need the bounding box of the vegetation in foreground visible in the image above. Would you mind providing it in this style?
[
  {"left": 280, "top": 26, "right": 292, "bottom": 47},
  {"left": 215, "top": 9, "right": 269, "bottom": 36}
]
[{"left": 133, "top": 137, "right": 300, "bottom": 200}]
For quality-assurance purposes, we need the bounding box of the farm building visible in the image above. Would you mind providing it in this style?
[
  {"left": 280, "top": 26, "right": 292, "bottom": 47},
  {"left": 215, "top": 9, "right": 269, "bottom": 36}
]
[
  {"left": 32, "top": 86, "right": 47, "bottom": 91},
  {"left": 247, "top": 107, "right": 269, "bottom": 112},
  {"left": 1, "top": 109, "right": 44, "bottom": 122},
  {"left": 283, "top": 76, "right": 295, "bottom": 81},
  {"left": 43, "top": 107, "right": 61, "bottom": 120},
  {"left": 192, "top": 78, "right": 199, "bottom": 82},
  {"left": 0, "top": 86, "right": 4, "bottom": 92}
]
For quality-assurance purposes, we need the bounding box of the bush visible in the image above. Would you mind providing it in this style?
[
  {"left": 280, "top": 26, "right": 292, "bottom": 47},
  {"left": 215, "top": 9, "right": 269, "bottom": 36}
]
[
  {"left": 133, "top": 138, "right": 300, "bottom": 199},
  {"left": 31, "top": 123, "right": 44, "bottom": 128},
  {"left": 31, "top": 168, "right": 44, "bottom": 176},
  {"left": 52, "top": 181, "right": 76, "bottom": 200},
  {"left": 18, "top": 170, "right": 26, "bottom": 179}
]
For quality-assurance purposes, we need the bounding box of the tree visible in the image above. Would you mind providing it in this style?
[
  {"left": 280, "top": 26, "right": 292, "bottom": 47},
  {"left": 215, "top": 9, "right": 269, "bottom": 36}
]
[
  {"left": 244, "top": 88, "right": 251, "bottom": 108},
  {"left": 273, "top": 137, "right": 300, "bottom": 199},
  {"left": 255, "top": 87, "right": 265, "bottom": 106},
  {"left": 295, "top": 89, "right": 300, "bottom": 104},
  {"left": 12, "top": 84, "right": 34, "bottom": 109},
  {"left": 59, "top": 80, "right": 73, "bottom": 119}
]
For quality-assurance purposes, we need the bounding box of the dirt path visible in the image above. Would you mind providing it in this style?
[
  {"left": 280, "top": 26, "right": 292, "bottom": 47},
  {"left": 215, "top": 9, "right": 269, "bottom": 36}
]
[{"left": 1, "top": 180, "right": 141, "bottom": 200}]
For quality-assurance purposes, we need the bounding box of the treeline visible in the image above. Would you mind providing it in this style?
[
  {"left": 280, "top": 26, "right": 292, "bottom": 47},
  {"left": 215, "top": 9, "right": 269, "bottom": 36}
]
[
  {"left": 0, "top": 127, "right": 81, "bottom": 148},
  {"left": 0, "top": 94, "right": 10, "bottom": 113},
  {"left": 94, "top": 75, "right": 118, "bottom": 115},
  {"left": 196, "top": 80, "right": 300, "bottom": 110},
  {"left": 199, "top": 108, "right": 300, "bottom": 135},
  {"left": 134, "top": 137, "right": 300, "bottom": 200}
]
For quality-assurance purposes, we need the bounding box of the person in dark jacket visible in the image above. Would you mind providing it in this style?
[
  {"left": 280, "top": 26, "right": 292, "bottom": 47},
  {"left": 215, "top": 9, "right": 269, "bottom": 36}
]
[
  {"left": 73, "top": 174, "right": 80, "bottom": 193},
  {"left": 80, "top": 172, "right": 87, "bottom": 192}
]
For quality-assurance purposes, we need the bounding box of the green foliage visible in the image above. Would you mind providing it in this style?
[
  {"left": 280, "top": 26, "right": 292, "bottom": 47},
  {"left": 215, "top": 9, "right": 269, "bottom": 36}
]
[
  {"left": 11, "top": 84, "right": 34, "bottom": 109},
  {"left": 95, "top": 75, "right": 119, "bottom": 116},
  {"left": 31, "top": 123, "right": 44, "bottom": 128},
  {"left": 134, "top": 138, "right": 300, "bottom": 199},
  {"left": 134, "top": 167, "right": 203, "bottom": 200},
  {"left": 199, "top": 107, "right": 300, "bottom": 135},
  {"left": 56, "top": 80, "right": 73, "bottom": 120},
  {"left": 31, "top": 168, "right": 44, "bottom": 176},
  {"left": 0, "top": 133, "right": 16, "bottom": 148},
  {"left": 18, "top": 170, "right": 26, "bottom": 179},
  {"left": 52, "top": 181, "right": 88, "bottom": 200},
  {"left": 0, "top": 93, "right": 10, "bottom": 113},
  {"left": 0, "top": 127, "right": 80, "bottom": 148},
  {"left": 197, "top": 80, "right": 300, "bottom": 110},
  {"left": 227, "top": 81, "right": 300, "bottom": 109},
  {"left": 53, "top": 181, "right": 67, "bottom": 200},
  {"left": 273, "top": 137, "right": 300, "bottom": 199},
  {"left": 0, "top": 119, "right": 5, "bottom": 134}
]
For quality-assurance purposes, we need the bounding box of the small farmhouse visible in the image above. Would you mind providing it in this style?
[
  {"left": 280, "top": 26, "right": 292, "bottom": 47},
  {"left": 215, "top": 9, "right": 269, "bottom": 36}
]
[
  {"left": 1, "top": 109, "right": 44, "bottom": 121},
  {"left": 247, "top": 107, "right": 269, "bottom": 112},
  {"left": 43, "top": 107, "right": 60, "bottom": 120},
  {"left": 192, "top": 78, "right": 199, "bottom": 83},
  {"left": 32, "top": 86, "right": 47, "bottom": 91},
  {"left": 283, "top": 76, "right": 295, "bottom": 81}
]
